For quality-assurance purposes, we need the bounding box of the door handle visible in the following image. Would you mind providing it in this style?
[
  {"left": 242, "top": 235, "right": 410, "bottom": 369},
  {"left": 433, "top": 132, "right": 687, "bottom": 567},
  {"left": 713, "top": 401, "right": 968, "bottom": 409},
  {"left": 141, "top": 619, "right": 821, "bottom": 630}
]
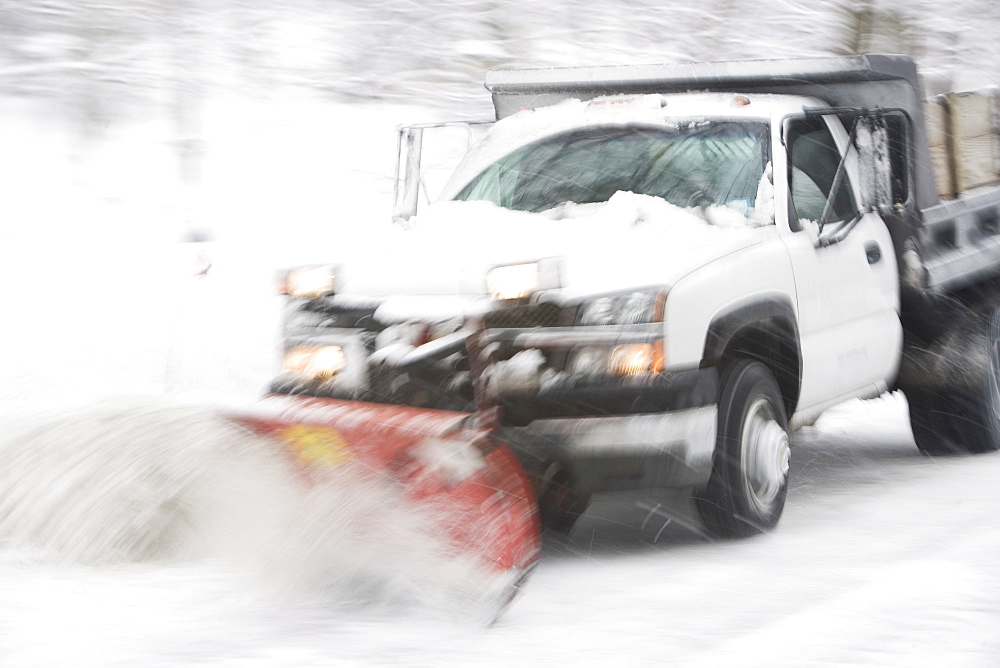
[{"left": 865, "top": 242, "right": 882, "bottom": 264}]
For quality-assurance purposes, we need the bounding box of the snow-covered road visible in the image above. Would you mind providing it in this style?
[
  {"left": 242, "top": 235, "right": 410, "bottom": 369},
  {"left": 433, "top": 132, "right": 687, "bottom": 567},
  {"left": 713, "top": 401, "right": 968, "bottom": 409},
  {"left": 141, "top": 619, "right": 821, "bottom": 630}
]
[{"left": 1, "top": 395, "right": 998, "bottom": 666}]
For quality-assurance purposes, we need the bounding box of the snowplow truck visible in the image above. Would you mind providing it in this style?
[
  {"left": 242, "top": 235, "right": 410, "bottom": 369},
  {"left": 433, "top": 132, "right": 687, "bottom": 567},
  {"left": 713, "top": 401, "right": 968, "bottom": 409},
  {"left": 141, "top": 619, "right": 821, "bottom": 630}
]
[{"left": 242, "top": 55, "right": 1000, "bottom": 588}]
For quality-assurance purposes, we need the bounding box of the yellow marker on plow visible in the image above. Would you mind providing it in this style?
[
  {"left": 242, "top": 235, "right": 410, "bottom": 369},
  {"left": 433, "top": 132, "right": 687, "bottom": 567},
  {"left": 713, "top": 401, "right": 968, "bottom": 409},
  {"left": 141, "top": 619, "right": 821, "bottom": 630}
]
[{"left": 279, "top": 424, "right": 352, "bottom": 468}]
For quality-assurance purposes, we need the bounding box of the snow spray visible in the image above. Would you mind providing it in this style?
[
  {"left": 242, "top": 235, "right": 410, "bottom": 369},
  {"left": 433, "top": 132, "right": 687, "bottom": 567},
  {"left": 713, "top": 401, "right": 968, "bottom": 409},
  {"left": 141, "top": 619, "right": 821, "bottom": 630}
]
[{"left": 0, "top": 398, "right": 511, "bottom": 620}]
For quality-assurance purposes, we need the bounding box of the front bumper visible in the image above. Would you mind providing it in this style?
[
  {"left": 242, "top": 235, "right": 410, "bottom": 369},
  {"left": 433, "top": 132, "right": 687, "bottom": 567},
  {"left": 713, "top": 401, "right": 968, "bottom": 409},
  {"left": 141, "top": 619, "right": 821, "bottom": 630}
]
[
  {"left": 503, "top": 366, "right": 718, "bottom": 420},
  {"left": 506, "top": 406, "right": 718, "bottom": 494},
  {"left": 502, "top": 367, "right": 720, "bottom": 493}
]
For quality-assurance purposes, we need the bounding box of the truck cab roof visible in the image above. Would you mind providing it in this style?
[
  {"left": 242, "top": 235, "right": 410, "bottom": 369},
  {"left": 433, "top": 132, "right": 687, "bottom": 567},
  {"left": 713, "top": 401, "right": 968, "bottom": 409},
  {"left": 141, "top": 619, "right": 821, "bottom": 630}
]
[{"left": 440, "top": 91, "right": 819, "bottom": 202}]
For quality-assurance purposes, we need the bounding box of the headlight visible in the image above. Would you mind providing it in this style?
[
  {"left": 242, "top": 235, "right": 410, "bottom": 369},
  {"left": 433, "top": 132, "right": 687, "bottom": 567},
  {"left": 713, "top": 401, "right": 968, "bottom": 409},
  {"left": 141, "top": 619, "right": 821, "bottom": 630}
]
[
  {"left": 577, "top": 297, "right": 614, "bottom": 326},
  {"left": 571, "top": 289, "right": 667, "bottom": 376},
  {"left": 487, "top": 263, "right": 539, "bottom": 300},
  {"left": 283, "top": 345, "right": 346, "bottom": 380},
  {"left": 577, "top": 290, "right": 665, "bottom": 326},
  {"left": 280, "top": 265, "right": 337, "bottom": 299}
]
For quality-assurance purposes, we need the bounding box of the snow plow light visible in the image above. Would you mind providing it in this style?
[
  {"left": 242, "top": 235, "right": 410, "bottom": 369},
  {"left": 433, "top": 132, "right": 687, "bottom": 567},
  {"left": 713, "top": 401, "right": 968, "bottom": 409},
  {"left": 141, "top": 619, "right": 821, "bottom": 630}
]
[
  {"left": 488, "top": 262, "right": 539, "bottom": 300},
  {"left": 280, "top": 265, "right": 337, "bottom": 299},
  {"left": 283, "top": 345, "right": 347, "bottom": 380}
]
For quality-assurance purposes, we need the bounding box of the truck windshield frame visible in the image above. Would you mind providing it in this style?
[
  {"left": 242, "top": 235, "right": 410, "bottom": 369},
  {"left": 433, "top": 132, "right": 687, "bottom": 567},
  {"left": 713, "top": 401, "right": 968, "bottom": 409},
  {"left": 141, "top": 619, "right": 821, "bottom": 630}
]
[{"left": 453, "top": 120, "right": 772, "bottom": 220}]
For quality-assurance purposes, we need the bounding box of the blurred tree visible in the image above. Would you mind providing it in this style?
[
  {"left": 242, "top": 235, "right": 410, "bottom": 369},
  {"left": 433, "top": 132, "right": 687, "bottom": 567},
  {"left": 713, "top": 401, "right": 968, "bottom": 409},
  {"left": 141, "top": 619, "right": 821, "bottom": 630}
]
[
  {"left": 837, "top": 1, "right": 917, "bottom": 57},
  {"left": 0, "top": 0, "right": 996, "bottom": 127}
]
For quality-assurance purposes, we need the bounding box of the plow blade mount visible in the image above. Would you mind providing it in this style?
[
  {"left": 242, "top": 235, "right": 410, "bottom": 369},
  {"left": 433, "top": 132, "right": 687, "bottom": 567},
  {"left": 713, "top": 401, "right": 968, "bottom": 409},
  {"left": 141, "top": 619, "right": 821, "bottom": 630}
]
[{"left": 234, "top": 394, "right": 541, "bottom": 578}]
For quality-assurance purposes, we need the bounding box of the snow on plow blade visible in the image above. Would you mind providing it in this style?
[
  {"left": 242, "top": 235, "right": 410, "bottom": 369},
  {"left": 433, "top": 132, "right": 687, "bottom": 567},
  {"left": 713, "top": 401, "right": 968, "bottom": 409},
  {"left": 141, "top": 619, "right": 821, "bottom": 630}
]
[{"left": 233, "top": 394, "right": 541, "bottom": 578}]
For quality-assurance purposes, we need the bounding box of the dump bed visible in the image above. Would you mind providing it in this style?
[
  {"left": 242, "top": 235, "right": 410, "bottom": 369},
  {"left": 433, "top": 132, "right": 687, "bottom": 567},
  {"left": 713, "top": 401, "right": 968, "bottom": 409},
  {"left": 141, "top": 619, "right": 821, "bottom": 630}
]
[{"left": 918, "top": 88, "right": 1000, "bottom": 291}]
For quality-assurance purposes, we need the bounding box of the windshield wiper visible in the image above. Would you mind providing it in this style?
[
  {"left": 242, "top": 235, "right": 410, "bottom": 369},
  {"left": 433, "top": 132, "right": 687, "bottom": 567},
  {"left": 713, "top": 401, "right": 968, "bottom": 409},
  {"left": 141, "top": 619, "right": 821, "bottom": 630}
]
[{"left": 817, "top": 115, "right": 860, "bottom": 235}]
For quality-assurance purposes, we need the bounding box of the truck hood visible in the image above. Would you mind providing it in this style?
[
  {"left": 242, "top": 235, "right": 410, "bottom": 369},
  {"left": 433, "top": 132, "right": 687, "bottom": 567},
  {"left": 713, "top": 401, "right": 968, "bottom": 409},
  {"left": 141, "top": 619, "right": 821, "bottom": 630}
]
[{"left": 338, "top": 192, "right": 765, "bottom": 311}]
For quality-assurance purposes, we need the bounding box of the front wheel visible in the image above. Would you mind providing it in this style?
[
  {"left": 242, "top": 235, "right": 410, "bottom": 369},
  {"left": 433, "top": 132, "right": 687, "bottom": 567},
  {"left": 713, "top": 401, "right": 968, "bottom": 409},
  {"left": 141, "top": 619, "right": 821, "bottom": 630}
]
[{"left": 695, "top": 360, "right": 791, "bottom": 538}]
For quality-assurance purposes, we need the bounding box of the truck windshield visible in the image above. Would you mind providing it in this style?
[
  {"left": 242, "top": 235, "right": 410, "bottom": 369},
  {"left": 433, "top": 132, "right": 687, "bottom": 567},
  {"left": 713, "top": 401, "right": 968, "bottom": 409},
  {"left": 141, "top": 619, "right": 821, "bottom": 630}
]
[{"left": 453, "top": 121, "right": 769, "bottom": 217}]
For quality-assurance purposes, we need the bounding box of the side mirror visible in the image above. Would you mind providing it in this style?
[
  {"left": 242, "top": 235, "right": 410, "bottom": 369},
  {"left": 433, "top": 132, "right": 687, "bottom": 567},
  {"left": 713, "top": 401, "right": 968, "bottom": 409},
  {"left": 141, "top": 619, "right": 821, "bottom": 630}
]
[
  {"left": 854, "top": 115, "right": 894, "bottom": 211},
  {"left": 392, "top": 126, "right": 423, "bottom": 224},
  {"left": 391, "top": 121, "right": 495, "bottom": 224}
]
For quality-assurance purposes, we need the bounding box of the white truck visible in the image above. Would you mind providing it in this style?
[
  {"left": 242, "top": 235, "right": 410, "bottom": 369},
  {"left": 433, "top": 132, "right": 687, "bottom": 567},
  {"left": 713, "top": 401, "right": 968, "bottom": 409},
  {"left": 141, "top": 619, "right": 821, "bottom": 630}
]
[{"left": 270, "top": 55, "right": 1000, "bottom": 540}]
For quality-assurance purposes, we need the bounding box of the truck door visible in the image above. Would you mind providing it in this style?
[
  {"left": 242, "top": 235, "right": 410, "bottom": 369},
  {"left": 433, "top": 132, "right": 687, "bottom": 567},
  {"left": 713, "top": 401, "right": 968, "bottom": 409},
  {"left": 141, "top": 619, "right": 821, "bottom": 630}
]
[{"left": 780, "top": 114, "right": 901, "bottom": 411}]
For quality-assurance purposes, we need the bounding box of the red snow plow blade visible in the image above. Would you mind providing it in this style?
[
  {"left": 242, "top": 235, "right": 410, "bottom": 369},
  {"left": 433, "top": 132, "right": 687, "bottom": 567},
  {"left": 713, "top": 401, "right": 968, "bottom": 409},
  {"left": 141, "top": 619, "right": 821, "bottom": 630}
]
[{"left": 234, "top": 394, "right": 540, "bottom": 577}]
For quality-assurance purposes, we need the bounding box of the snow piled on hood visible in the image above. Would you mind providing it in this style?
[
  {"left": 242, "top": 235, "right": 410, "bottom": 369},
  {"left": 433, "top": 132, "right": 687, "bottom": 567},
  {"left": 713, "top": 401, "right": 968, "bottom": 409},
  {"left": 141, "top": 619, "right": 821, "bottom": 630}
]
[{"left": 338, "top": 191, "right": 767, "bottom": 304}]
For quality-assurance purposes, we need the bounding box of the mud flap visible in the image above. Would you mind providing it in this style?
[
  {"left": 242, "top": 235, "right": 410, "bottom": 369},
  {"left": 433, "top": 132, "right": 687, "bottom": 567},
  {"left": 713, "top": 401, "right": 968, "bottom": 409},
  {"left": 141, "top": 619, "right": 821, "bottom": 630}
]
[{"left": 233, "top": 394, "right": 541, "bottom": 576}]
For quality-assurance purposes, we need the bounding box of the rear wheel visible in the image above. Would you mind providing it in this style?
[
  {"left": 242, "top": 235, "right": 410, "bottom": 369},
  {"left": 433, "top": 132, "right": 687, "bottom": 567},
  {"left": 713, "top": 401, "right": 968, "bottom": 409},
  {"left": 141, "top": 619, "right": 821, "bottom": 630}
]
[
  {"left": 695, "top": 359, "right": 790, "bottom": 538},
  {"left": 907, "top": 309, "right": 1000, "bottom": 455}
]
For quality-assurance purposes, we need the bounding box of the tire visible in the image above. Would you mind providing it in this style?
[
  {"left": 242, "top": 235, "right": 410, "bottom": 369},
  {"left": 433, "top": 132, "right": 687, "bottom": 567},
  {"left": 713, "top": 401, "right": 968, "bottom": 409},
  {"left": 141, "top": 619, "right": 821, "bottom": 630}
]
[
  {"left": 907, "top": 309, "right": 1000, "bottom": 455},
  {"left": 536, "top": 462, "right": 590, "bottom": 533},
  {"left": 695, "top": 359, "right": 791, "bottom": 538},
  {"left": 906, "top": 387, "right": 963, "bottom": 455}
]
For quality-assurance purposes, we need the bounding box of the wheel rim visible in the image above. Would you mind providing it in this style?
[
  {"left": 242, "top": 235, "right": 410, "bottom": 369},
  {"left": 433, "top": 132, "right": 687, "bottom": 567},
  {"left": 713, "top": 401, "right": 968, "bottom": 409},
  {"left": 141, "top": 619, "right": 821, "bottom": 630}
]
[{"left": 740, "top": 396, "right": 790, "bottom": 512}]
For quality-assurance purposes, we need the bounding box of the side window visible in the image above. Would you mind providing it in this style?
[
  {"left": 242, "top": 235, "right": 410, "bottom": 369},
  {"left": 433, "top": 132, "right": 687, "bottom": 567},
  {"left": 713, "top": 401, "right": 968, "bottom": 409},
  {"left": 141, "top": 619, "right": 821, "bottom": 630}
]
[{"left": 787, "top": 117, "right": 857, "bottom": 225}]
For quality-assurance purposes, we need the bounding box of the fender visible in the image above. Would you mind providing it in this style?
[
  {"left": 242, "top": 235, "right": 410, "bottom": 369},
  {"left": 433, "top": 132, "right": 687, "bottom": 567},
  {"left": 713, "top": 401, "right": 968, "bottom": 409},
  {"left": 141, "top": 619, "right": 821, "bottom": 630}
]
[{"left": 701, "top": 292, "right": 802, "bottom": 412}]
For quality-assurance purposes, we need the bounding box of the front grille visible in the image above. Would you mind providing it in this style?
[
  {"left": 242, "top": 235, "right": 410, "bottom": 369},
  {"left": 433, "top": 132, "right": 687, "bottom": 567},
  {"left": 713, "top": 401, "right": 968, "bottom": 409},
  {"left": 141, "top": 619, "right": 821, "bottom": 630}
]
[
  {"left": 300, "top": 300, "right": 380, "bottom": 330},
  {"left": 484, "top": 301, "right": 568, "bottom": 329}
]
